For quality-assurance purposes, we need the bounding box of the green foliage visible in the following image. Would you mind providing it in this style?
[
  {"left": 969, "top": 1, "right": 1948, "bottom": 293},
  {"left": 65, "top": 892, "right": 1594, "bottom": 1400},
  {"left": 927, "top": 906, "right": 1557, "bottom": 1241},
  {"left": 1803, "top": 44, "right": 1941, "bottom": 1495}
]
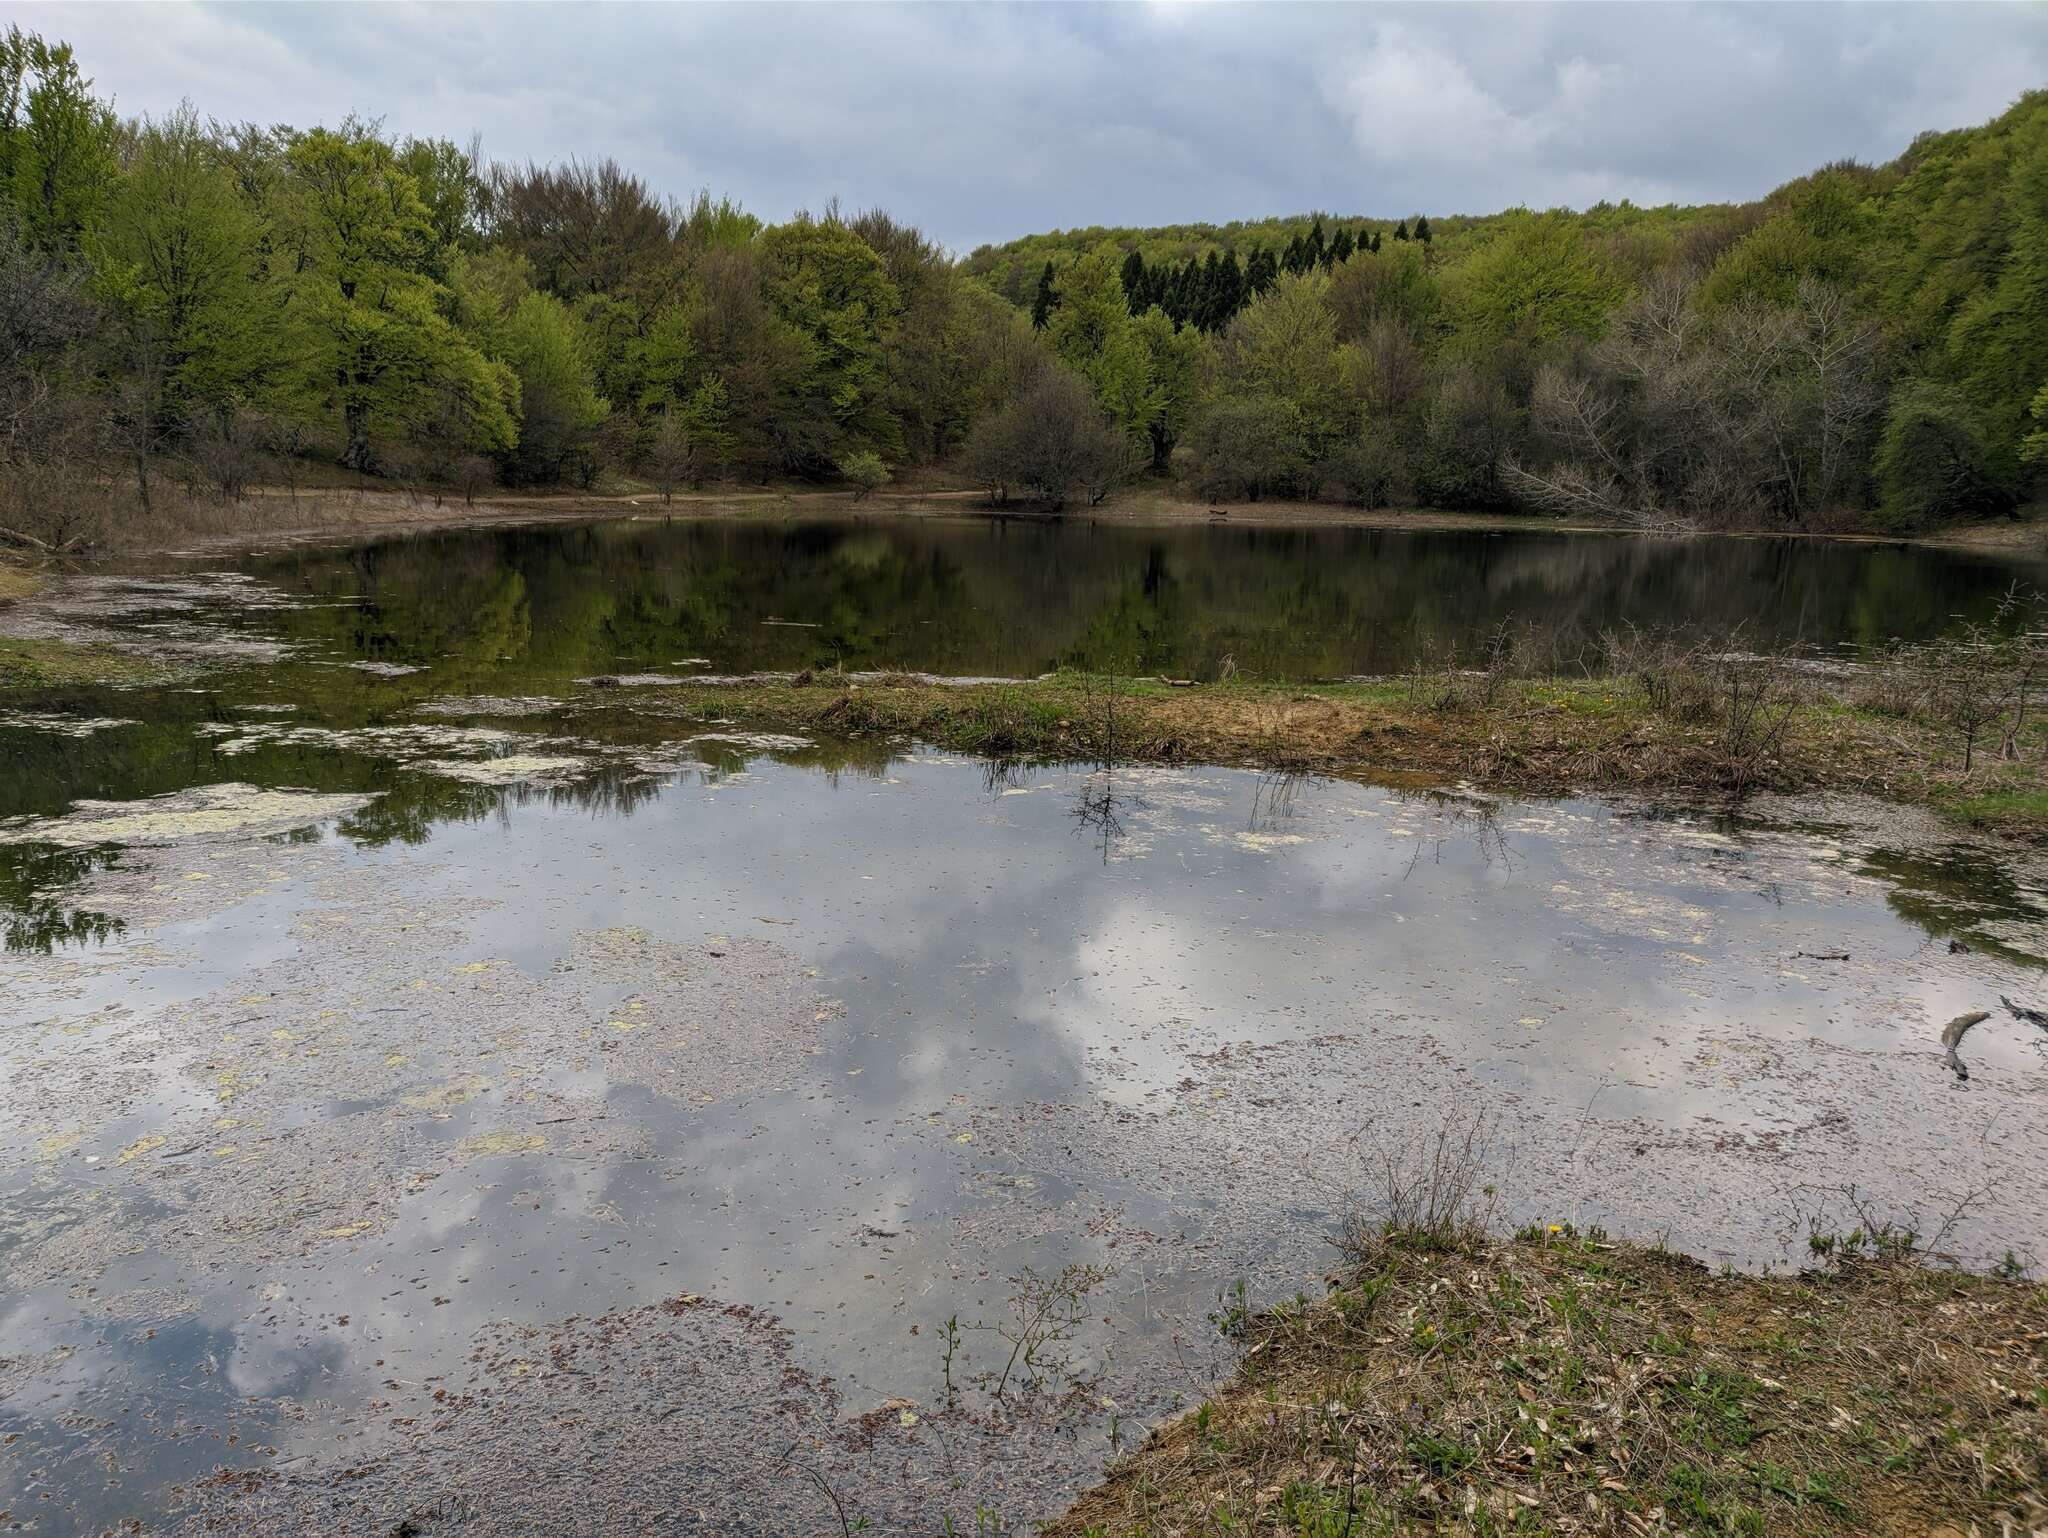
[
  {"left": 1184, "top": 393, "right": 1311, "bottom": 502},
  {"left": 1699, "top": 165, "right": 1876, "bottom": 310},
  {"left": 1216, "top": 271, "right": 1356, "bottom": 456},
  {"left": 759, "top": 215, "right": 901, "bottom": 467},
  {"left": 0, "top": 28, "right": 116, "bottom": 250},
  {"left": 2024, "top": 380, "right": 2048, "bottom": 466},
  {"left": 1875, "top": 378, "right": 2011, "bottom": 527},
  {"left": 498, "top": 291, "right": 607, "bottom": 484},
  {"left": 3, "top": 24, "right": 2043, "bottom": 526},
  {"left": 91, "top": 105, "right": 269, "bottom": 426},
  {"left": 1447, "top": 210, "right": 1627, "bottom": 357},
  {"left": 278, "top": 119, "right": 515, "bottom": 469},
  {"left": 838, "top": 447, "right": 889, "bottom": 500}
]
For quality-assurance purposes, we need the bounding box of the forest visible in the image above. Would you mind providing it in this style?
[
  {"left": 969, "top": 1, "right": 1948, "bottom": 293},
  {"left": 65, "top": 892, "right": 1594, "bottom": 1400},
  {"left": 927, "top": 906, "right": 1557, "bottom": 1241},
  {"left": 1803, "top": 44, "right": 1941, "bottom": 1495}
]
[{"left": 3, "top": 23, "right": 2046, "bottom": 546}]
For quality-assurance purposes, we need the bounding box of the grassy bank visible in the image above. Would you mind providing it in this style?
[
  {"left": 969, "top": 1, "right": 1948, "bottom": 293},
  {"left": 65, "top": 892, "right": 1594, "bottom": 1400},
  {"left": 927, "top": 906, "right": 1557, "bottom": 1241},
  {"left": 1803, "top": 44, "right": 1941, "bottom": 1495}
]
[
  {"left": 601, "top": 667, "right": 2048, "bottom": 841},
  {"left": 0, "top": 633, "right": 163, "bottom": 689},
  {"left": 1049, "top": 1229, "right": 2047, "bottom": 1537}
]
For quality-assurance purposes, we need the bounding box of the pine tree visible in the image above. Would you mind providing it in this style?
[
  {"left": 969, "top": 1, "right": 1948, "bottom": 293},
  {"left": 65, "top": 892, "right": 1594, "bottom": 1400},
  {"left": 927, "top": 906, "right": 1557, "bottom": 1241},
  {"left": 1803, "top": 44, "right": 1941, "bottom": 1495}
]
[
  {"left": 1413, "top": 215, "right": 1433, "bottom": 246},
  {"left": 1119, "top": 249, "right": 1148, "bottom": 315},
  {"left": 1368, "top": 230, "right": 1382, "bottom": 254},
  {"left": 1307, "top": 216, "right": 1327, "bottom": 270},
  {"left": 1031, "top": 260, "right": 1059, "bottom": 331},
  {"left": 1283, "top": 233, "right": 1306, "bottom": 275},
  {"left": 1219, "top": 249, "right": 1246, "bottom": 325},
  {"left": 1394, "top": 220, "right": 1410, "bottom": 242},
  {"left": 1329, "top": 227, "right": 1354, "bottom": 265},
  {"left": 1197, "top": 250, "right": 1223, "bottom": 330},
  {"left": 1247, "top": 245, "right": 1276, "bottom": 295}
]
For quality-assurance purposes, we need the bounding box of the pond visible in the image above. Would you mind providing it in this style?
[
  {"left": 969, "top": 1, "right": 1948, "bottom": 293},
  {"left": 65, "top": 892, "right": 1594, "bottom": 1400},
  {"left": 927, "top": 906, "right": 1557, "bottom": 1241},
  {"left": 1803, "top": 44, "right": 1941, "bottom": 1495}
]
[
  {"left": 1, "top": 520, "right": 2045, "bottom": 1535},
  {"left": 218, "top": 514, "right": 2048, "bottom": 683}
]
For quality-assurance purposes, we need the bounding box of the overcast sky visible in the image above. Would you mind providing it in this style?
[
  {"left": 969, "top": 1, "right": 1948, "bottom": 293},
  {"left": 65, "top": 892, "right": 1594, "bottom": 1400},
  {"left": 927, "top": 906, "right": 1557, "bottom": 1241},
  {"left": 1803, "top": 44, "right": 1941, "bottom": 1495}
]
[{"left": 22, "top": 1, "right": 2048, "bottom": 252}]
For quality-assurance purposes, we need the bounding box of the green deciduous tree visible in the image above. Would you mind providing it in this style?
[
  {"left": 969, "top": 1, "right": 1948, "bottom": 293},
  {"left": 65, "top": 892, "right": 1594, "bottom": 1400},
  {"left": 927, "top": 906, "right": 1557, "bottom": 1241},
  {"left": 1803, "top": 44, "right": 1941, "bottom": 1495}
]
[
  {"left": 0, "top": 28, "right": 116, "bottom": 252},
  {"left": 759, "top": 213, "right": 900, "bottom": 471},
  {"left": 499, "top": 290, "right": 608, "bottom": 484},
  {"left": 1447, "top": 211, "right": 1626, "bottom": 361},
  {"left": 278, "top": 119, "right": 515, "bottom": 470},
  {"left": 93, "top": 105, "right": 270, "bottom": 435}
]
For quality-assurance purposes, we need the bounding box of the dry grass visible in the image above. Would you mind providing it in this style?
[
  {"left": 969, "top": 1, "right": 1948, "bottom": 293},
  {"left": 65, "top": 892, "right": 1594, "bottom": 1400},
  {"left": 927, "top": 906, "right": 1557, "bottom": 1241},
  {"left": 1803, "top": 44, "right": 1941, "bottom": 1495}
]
[
  {"left": 590, "top": 667, "right": 2048, "bottom": 841},
  {"left": 0, "top": 559, "right": 41, "bottom": 605},
  {"left": 1049, "top": 1232, "right": 2048, "bottom": 1538}
]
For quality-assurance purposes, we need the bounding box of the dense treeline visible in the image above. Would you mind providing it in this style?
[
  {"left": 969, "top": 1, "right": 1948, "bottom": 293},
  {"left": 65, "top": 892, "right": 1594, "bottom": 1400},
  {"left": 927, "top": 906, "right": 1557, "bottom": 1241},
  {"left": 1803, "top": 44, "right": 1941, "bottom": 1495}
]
[
  {"left": 994, "top": 89, "right": 2048, "bottom": 530},
  {"left": 0, "top": 27, "right": 1047, "bottom": 547},
  {"left": 2, "top": 23, "right": 2045, "bottom": 546}
]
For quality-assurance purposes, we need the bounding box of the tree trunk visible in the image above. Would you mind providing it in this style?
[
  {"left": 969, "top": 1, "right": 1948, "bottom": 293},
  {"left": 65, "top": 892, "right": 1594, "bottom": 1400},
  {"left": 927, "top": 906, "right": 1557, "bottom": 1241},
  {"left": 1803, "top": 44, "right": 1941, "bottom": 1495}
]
[
  {"left": 341, "top": 401, "right": 372, "bottom": 472},
  {"left": 1149, "top": 424, "right": 1173, "bottom": 475}
]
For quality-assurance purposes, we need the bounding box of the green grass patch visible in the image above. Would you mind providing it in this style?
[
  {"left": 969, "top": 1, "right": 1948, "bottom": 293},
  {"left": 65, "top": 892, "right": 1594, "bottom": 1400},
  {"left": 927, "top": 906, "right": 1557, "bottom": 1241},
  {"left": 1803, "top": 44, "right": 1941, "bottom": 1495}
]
[{"left": 0, "top": 635, "right": 163, "bottom": 690}]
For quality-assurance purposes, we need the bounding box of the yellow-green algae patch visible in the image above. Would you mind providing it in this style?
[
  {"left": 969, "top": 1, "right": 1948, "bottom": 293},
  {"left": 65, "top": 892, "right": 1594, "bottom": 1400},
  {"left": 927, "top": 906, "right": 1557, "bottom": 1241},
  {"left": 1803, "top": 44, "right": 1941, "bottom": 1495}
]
[{"left": 0, "top": 783, "right": 374, "bottom": 847}]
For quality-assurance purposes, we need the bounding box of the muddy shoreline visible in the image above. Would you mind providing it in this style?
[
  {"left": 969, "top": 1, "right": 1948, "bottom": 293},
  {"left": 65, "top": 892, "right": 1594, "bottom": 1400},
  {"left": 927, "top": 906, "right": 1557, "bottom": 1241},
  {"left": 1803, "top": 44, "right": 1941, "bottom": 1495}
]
[{"left": 4, "top": 481, "right": 2040, "bottom": 567}]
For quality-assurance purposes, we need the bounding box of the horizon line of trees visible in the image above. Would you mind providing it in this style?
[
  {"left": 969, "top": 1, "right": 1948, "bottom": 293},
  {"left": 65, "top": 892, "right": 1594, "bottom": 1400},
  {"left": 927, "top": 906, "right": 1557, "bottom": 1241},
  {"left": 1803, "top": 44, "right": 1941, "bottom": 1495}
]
[{"left": 2, "top": 23, "right": 2045, "bottom": 547}]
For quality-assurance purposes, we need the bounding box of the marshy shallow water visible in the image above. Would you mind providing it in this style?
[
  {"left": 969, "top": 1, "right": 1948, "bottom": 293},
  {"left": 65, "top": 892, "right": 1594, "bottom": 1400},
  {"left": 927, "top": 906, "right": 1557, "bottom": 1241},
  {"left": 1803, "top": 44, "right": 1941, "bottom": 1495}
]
[{"left": 2, "top": 519, "right": 2046, "bottom": 1535}]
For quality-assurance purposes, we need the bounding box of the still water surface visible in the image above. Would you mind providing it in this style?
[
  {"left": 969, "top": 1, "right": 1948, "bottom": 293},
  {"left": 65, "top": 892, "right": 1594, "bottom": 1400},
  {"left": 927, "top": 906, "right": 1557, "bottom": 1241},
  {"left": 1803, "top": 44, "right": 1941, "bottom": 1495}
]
[
  {"left": 0, "top": 519, "right": 2045, "bottom": 1534},
  {"left": 223, "top": 515, "right": 2048, "bottom": 681}
]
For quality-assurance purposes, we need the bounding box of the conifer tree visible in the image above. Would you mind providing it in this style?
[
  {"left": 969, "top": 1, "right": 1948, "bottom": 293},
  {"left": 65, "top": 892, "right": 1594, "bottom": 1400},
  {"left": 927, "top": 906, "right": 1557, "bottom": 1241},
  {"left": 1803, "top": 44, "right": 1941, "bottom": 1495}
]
[
  {"left": 1307, "top": 216, "right": 1327, "bottom": 270},
  {"left": 1413, "top": 215, "right": 1433, "bottom": 245},
  {"left": 1329, "top": 227, "right": 1354, "bottom": 265},
  {"left": 1119, "top": 248, "right": 1147, "bottom": 315},
  {"left": 1030, "top": 259, "right": 1058, "bottom": 330},
  {"left": 1197, "top": 250, "right": 1223, "bottom": 330},
  {"left": 1247, "top": 245, "right": 1276, "bottom": 295},
  {"left": 1219, "top": 249, "right": 1246, "bottom": 325},
  {"left": 1394, "top": 220, "right": 1410, "bottom": 242}
]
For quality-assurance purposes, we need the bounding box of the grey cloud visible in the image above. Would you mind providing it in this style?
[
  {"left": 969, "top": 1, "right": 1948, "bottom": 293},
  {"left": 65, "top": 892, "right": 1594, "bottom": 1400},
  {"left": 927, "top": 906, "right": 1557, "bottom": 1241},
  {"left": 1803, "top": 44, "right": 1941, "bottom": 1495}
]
[{"left": 24, "top": 1, "right": 2047, "bottom": 249}]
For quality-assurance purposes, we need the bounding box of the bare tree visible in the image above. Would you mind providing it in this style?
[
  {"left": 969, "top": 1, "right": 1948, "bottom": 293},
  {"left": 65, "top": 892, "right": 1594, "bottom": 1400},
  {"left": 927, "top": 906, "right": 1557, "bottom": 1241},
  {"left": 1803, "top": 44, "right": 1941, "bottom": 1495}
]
[
  {"left": 961, "top": 368, "right": 1132, "bottom": 512},
  {"left": 647, "top": 415, "right": 693, "bottom": 503},
  {"left": 0, "top": 233, "right": 111, "bottom": 551},
  {"left": 187, "top": 405, "right": 266, "bottom": 502},
  {"left": 1506, "top": 274, "right": 1878, "bottom": 532}
]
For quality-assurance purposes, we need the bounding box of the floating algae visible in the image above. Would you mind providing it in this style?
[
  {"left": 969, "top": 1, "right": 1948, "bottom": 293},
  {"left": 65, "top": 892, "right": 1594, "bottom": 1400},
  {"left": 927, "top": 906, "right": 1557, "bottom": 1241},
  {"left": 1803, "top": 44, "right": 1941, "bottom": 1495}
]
[
  {"left": 421, "top": 753, "right": 591, "bottom": 785},
  {"left": 0, "top": 783, "right": 374, "bottom": 847},
  {"left": 0, "top": 711, "right": 138, "bottom": 738}
]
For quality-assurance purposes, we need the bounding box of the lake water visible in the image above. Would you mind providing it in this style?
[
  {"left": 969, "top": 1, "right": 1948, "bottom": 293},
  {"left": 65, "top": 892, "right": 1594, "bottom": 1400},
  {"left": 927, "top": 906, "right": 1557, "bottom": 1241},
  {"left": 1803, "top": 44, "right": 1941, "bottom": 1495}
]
[
  {"left": 1, "top": 518, "right": 2045, "bottom": 1535},
  {"left": 223, "top": 515, "right": 2048, "bottom": 681}
]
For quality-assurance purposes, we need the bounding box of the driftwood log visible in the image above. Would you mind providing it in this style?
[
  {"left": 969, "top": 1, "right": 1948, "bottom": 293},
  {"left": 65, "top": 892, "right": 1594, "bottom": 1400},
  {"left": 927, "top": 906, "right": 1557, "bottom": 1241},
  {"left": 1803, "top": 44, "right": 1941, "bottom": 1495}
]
[{"left": 1940, "top": 1010, "right": 1991, "bottom": 1081}]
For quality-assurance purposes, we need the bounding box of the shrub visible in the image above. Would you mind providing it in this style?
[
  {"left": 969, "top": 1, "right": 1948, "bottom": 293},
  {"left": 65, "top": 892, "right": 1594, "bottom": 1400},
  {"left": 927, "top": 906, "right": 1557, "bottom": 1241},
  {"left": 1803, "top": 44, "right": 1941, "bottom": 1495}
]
[
  {"left": 1875, "top": 379, "right": 2013, "bottom": 528},
  {"left": 960, "top": 368, "right": 1133, "bottom": 511},
  {"left": 838, "top": 448, "right": 890, "bottom": 501},
  {"left": 1182, "top": 394, "right": 1312, "bottom": 501}
]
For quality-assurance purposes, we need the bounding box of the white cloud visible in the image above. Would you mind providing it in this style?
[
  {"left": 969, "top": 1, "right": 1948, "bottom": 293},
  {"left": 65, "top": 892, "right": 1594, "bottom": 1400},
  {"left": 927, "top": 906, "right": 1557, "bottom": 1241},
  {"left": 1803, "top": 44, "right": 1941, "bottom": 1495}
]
[{"left": 23, "top": 1, "right": 2048, "bottom": 246}]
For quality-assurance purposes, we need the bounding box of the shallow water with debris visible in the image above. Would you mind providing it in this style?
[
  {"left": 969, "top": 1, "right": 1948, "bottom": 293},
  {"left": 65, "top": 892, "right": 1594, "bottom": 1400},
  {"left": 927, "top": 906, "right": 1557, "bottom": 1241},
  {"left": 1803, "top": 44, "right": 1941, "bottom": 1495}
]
[{"left": 2, "top": 536, "right": 2046, "bottom": 1535}]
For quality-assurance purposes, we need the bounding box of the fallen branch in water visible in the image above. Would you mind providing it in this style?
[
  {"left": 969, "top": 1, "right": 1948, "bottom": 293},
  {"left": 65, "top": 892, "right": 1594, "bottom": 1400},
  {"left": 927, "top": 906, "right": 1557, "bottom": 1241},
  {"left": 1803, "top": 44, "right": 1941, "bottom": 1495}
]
[{"left": 1940, "top": 1009, "right": 1991, "bottom": 1080}]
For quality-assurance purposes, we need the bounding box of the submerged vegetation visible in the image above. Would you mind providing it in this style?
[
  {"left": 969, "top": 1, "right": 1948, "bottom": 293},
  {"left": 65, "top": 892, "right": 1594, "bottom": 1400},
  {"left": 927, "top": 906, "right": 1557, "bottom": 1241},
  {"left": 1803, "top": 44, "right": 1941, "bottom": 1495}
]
[{"left": 2, "top": 25, "right": 2047, "bottom": 546}]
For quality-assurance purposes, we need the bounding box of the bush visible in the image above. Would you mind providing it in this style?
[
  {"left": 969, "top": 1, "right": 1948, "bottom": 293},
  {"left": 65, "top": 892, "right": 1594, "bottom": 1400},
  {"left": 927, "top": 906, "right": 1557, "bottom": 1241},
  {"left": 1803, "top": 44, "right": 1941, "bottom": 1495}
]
[
  {"left": 838, "top": 448, "right": 890, "bottom": 501},
  {"left": 1875, "top": 379, "right": 2013, "bottom": 528},
  {"left": 1326, "top": 420, "right": 1409, "bottom": 508},
  {"left": 1413, "top": 367, "right": 1519, "bottom": 510},
  {"left": 960, "top": 369, "right": 1133, "bottom": 511},
  {"left": 1182, "top": 394, "right": 1312, "bottom": 501}
]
